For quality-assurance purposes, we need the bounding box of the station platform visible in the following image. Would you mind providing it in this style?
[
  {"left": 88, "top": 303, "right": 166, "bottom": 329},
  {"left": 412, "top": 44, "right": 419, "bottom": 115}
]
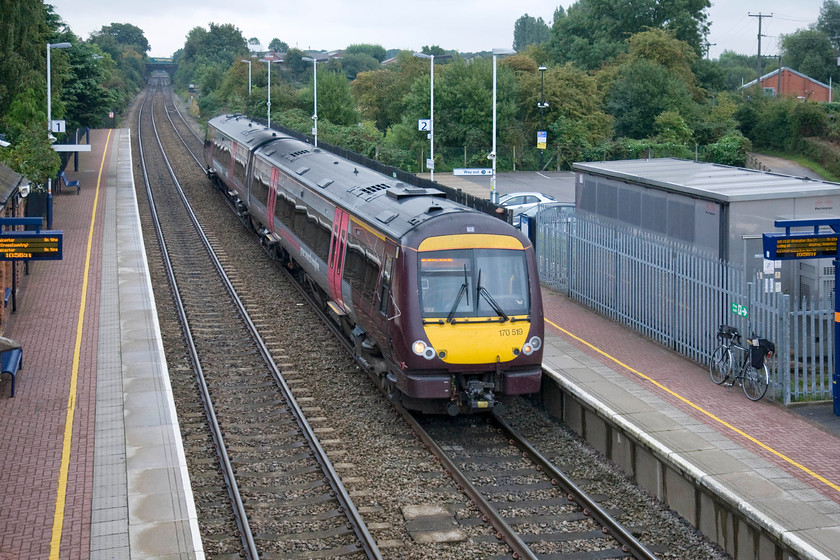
[
  {"left": 0, "top": 128, "right": 203, "bottom": 559},
  {"left": 540, "top": 293, "right": 840, "bottom": 560},
  {"left": 1, "top": 126, "right": 839, "bottom": 560}
]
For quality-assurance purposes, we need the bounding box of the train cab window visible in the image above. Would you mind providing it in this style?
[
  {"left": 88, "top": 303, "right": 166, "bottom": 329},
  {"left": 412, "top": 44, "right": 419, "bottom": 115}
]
[{"left": 419, "top": 249, "right": 528, "bottom": 320}]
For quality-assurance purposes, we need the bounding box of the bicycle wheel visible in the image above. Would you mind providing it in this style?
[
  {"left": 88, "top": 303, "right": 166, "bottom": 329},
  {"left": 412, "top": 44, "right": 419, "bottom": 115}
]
[
  {"left": 742, "top": 363, "right": 769, "bottom": 401},
  {"left": 709, "top": 346, "right": 732, "bottom": 384}
]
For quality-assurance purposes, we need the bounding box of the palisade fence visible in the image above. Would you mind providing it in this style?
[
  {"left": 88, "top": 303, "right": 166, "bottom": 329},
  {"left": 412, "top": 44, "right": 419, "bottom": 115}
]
[{"left": 533, "top": 205, "right": 835, "bottom": 405}]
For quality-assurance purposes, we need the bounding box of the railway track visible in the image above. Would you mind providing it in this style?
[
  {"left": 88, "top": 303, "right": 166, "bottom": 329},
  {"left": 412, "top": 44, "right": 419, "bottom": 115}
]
[
  {"left": 136, "top": 77, "right": 380, "bottom": 559},
  {"left": 130, "top": 80, "right": 729, "bottom": 560},
  {"left": 412, "top": 412, "right": 661, "bottom": 559}
]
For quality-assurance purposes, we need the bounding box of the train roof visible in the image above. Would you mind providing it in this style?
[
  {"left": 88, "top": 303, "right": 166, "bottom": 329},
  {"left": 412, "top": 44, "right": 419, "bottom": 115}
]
[
  {"left": 207, "top": 114, "right": 287, "bottom": 151},
  {"left": 207, "top": 114, "right": 516, "bottom": 242}
]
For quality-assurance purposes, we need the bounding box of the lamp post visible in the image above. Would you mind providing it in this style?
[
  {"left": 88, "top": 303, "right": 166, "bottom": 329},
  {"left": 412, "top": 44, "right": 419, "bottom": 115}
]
[
  {"left": 537, "top": 66, "right": 548, "bottom": 171},
  {"left": 259, "top": 58, "right": 272, "bottom": 127},
  {"left": 490, "top": 47, "right": 515, "bottom": 204},
  {"left": 46, "top": 41, "right": 71, "bottom": 230},
  {"left": 413, "top": 52, "right": 436, "bottom": 181},
  {"left": 241, "top": 59, "right": 252, "bottom": 95},
  {"left": 301, "top": 56, "right": 324, "bottom": 147}
]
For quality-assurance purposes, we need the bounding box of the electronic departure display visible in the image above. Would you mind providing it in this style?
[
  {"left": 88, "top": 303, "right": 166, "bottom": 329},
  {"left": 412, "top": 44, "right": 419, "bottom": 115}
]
[
  {"left": 0, "top": 231, "right": 63, "bottom": 260},
  {"left": 763, "top": 232, "right": 838, "bottom": 260}
]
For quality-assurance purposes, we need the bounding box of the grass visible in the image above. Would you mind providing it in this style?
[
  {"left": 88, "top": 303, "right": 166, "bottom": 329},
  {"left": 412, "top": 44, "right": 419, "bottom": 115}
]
[{"left": 756, "top": 150, "right": 840, "bottom": 182}]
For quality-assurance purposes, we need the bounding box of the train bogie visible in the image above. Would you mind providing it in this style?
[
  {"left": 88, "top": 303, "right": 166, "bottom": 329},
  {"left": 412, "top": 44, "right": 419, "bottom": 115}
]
[{"left": 205, "top": 114, "right": 543, "bottom": 415}]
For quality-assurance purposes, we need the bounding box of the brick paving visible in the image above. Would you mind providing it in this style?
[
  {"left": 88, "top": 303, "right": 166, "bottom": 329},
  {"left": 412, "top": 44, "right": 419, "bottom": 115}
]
[
  {"left": 541, "top": 286, "right": 840, "bottom": 503},
  {"left": 0, "top": 138, "right": 107, "bottom": 559}
]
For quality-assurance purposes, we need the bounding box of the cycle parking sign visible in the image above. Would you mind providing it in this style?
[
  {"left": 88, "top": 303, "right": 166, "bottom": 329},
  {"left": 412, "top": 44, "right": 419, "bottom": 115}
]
[{"left": 731, "top": 302, "right": 748, "bottom": 318}]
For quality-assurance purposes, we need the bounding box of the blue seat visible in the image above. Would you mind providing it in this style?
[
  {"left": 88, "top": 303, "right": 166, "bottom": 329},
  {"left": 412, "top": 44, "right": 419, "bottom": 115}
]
[
  {"left": 1, "top": 348, "right": 22, "bottom": 398},
  {"left": 58, "top": 170, "right": 81, "bottom": 195}
]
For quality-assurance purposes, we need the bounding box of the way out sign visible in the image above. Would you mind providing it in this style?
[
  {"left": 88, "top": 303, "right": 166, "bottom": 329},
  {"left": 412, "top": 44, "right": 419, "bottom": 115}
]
[{"left": 731, "top": 302, "right": 748, "bottom": 318}]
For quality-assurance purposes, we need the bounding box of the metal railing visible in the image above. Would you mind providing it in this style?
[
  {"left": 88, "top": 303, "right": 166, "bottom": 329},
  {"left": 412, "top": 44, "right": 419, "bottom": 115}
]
[{"left": 533, "top": 206, "right": 833, "bottom": 405}]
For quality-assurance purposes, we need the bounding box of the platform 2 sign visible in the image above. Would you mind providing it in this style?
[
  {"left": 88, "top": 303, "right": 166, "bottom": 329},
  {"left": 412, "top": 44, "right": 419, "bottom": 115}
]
[
  {"left": 762, "top": 232, "right": 838, "bottom": 260},
  {"left": 0, "top": 231, "right": 63, "bottom": 260}
]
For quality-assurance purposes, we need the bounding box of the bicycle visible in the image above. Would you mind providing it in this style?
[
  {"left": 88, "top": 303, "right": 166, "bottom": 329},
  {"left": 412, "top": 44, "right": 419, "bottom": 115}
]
[{"left": 709, "top": 325, "right": 775, "bottom": 401}]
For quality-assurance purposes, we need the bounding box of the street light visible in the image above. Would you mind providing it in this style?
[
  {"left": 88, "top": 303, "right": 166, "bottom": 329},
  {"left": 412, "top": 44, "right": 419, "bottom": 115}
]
[
  {"left": 302, "top": 56, "right": 325, "bottom": 147},
  {"left": 46, "top": 41, "right": 71, "bottom": 230},
  {"left": 241, "top": 59, "right": 252, "bottom": 95},
  {"left": 537, "top": 66, "right": 549, "bottom": 171},
  {"left": 490, "top": 47, "right": 515, "bottom": 204},
  {"left": 413, "top": 53, "right": 436, "bottom": 181},
  {"left": 259, "top": 58, "right": 273, "bottom": 127}
]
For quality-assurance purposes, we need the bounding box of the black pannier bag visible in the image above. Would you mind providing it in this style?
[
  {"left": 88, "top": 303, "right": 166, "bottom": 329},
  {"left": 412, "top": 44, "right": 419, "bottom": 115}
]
[
  {"left": 750, "top": 338, "right": 775, "bottom": 368},
  {"left": 717, "top": 325, "right": 738, "bottom": 340}
]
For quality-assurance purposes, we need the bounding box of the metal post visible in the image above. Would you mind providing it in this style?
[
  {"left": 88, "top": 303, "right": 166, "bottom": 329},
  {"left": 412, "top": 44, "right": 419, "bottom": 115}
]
[
  {"left": 491, "top": 52, "right": 498, "bottom": 203},
  {"left": 313, "top": 57, "right": 318, "bottom": 147},
  {"left": 429, "top": 54, "right": 434, "bottom": 181},
  {"left": 538, "top": 66, "right": 546, "bottom": 171},
  {"left": 241, "top": 59, "right": 252, "bottom": 95},
  {"left": 835, "top": 256, "right": 840, "bottom": 415},
  {"left": 45, "top": 42, "right": 71, "bottom": 230}
]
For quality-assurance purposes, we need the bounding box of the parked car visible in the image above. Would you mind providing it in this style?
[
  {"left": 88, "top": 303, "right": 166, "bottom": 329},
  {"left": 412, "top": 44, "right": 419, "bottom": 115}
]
[{"left": 498, "top": 192, "right": 557, "bottom": 227}]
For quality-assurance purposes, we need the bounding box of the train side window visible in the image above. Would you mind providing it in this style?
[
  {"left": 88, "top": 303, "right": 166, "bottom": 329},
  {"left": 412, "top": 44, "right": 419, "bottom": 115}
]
[{"left": 379, "top": 254, "right": 393, "bottom": 315}]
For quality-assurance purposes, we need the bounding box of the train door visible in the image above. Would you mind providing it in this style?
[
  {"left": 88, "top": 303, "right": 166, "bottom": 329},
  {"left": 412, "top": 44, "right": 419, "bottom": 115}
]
[
  {"left": 328, "top": 208, "right": 350, "bottom": 312},
  {"left": 228, "top": 141, "right": 237, "bottom": 186},
  {"left": 266, "top": 167, "right": 279, "bottom": 233}
]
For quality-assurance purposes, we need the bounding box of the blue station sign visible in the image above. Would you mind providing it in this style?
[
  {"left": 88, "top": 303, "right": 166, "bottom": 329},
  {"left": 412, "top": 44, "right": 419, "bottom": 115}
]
[
  {"left": 0, "top": 230, "right": 63, "bottom": 260},
  {"left": 762, "top": 232, "right": 838, "bottom": 260}
]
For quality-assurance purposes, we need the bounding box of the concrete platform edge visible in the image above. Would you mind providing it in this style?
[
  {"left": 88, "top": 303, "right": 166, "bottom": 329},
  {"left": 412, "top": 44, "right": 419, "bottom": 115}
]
[{"left": 542, "top": 360, "right": 833, "bottom": 560}]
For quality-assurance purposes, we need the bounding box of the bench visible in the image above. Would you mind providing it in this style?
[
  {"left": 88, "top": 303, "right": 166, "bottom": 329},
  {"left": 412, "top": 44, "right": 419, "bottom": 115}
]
[
  {"left": 1, "top": 348, "right": 22, "bottom": 398},
  {"left": 58, "top": 170, "right": 81, "bottom": 195}
]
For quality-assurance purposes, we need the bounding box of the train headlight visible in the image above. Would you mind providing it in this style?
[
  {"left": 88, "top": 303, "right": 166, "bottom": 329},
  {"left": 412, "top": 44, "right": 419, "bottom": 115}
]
[
  {"left": 522, "top": 336, "right": 542, "bottom": 356},
  {"left": 412, "top": 340, "right": 437, "bottom": 360}
]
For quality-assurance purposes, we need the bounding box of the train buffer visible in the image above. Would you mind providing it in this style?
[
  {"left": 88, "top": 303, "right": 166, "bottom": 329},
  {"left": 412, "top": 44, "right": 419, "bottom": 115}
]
[
  {"left": 57, "top": 170, "right": 81, "bottom": 195},
  {"left": 0, "top": 345, "right": 23, "bottom": 398}
]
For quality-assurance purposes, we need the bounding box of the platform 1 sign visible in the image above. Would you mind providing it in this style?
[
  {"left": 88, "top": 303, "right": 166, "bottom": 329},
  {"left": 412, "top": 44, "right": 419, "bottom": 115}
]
[
  {"left": 762, "top": 232, "right": 838, "bottom": 260},
  {"left": 0, "top": 231, "right": 63, "bottom": 260}
]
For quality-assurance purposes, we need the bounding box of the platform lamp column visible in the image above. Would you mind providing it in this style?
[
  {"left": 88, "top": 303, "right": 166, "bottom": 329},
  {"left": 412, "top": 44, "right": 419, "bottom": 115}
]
[
  {"left": 413, "top": 52, "right": 435, "bottom": 181},
  {"left": 490, "top": 48, "right": 515, "bottom": 204},
  {"left": 260, "top": 58, "right": 272, "bottom": 127},
  {"left": 241, "top": 59, "right": 252, "bottom": 95},
  {"left": 302, "top": 56, "right": 323, "bottom": 147},
  {"left": 537, "top": 66, "right": 548, "bottom": 171},
  {"left": 46, "top": 41, "right": 71, "bottom": 230}
]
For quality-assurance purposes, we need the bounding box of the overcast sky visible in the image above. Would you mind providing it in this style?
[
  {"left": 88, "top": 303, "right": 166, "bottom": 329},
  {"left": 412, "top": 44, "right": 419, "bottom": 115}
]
[{"left": 47, "top": 0, "right": 824, "bottom": 60}]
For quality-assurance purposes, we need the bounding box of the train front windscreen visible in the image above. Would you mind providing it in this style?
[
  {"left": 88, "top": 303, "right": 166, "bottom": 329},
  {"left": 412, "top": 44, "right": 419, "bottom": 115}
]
[{"left": 418, "top": 248, "right": 529, "bottom": 321}]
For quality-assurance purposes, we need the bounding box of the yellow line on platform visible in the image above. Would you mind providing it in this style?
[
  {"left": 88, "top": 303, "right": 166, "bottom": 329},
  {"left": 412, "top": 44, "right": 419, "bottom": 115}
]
[
  {"left": 50, "top": 129, "right": 112, "bottom": 558},
  {"left": 545, "top": 317, "right": 840, "bottom": 494}
]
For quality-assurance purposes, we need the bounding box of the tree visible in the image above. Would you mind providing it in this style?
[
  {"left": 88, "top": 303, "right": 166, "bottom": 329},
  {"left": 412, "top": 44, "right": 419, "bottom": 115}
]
[
  {"left": 269, "top": 38, "right": 289, "bottom": 52},
  {"left": 339, "top": 53, "right": 381, "bottom": 80},
  {"left": 547, "top": 0, "right": 710, "bottom": 70},
  {"left": 513, "top": 14, "right": 552, "bottom": 51},
  {"left": 306, "top": 71, "right": 358, "bottom": 126},
  {"left": 816, "top": 0, "right": 840, "bottom": 50},
  {"left": 345, "top": 44, "right": 387, "bottom": 62},
  {"left": 90, "top": 23, "right": 149, "bottom": 54},
  {"left": 780, "top": 29, "right": 839, "bottom": 84}
]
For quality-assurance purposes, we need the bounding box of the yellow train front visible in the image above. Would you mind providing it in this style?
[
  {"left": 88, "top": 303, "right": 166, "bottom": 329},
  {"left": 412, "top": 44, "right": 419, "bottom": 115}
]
[{"left": 390, "top": 212, "right": 544, "bottom": 416}]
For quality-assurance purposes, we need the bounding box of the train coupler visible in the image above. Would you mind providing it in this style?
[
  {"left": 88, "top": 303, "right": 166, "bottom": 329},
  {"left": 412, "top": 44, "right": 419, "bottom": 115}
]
[{"left": 465, "top": 380, "right": 498, "bottom": 412}]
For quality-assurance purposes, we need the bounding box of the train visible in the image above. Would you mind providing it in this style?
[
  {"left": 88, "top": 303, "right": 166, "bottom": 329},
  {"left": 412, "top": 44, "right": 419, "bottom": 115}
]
[{"left": 204, "top": 114, "right": 544, "bottom": 415}]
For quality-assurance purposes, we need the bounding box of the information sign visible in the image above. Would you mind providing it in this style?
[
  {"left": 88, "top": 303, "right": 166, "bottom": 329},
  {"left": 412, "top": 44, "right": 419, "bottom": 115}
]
[
  {"left": 537, "top": 130, "right": 546, "bottom": 150},
  {"left": 0, "top": 231, "right": 63, "bottom": 261},
  {"left": 453, "top": 168, "right": 492, "bottom": 176},
  {"left": 762, "top": 232, "right": 839, "bottom": 260},
  {"left": 731, "top": 302, "right": 748, "bottom": 318},
  {"left": 418, "top": 119, "right": 430, "bottom": 131}
]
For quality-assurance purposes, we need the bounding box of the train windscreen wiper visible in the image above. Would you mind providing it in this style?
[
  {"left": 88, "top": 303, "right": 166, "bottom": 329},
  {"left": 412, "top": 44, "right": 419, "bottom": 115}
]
[
  {"left": 476, "top": 269, "right": 509, "bottom": 322},
  {"left": 446, "top": 265, "right": 471, "bottom": 323}
]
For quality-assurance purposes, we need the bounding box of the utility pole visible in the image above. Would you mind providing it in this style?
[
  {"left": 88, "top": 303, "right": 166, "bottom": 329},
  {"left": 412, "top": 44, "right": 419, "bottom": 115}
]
[{"left": 749, "top": 12, "right": 773, "bottom": 89}]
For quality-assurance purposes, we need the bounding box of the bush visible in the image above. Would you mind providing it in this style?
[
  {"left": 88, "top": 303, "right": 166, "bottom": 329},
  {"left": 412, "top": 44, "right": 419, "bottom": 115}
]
[{"left": 702, "top": 132, "right": 752, "bottom": 167}]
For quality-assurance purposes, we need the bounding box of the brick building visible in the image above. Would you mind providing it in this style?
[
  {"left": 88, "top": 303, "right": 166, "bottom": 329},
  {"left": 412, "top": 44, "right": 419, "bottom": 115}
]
[{"left": 741, "top": 67, "right": 832, "bottom": 102}]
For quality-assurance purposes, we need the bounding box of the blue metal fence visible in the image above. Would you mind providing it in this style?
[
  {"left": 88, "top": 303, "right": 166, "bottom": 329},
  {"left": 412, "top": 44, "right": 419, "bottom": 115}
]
[{"left": 533, "top": 206, "right": 833, "bottom": 404}]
